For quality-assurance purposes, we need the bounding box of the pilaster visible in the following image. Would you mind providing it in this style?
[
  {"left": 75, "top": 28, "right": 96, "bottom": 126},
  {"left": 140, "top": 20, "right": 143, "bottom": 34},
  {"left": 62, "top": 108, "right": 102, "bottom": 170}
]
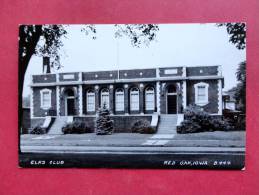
[
  {"left": 139, "top": 83, "right": 144, "bottom": 114},
  {"left": 124, "top": 84, "right": 129, "bottom": 115}
]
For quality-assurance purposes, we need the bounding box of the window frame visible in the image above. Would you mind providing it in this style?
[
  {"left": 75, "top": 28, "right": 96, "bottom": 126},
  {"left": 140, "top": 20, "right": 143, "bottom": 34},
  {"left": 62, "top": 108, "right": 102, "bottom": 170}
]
[
  {"left": 100, "top": 88, "right": 110, "bottom": 109},
  {"left": 115, "top": 88, "right": 125, "bottom": 112},
  {"left": 40, "top": 88, "right": 52, "bottom": 109},
  {"left": 145, "top": 87, "right": 155, "bottom": 111},
  {"left": 194, "top": 82, "right": 209, "bottom": 106},
  {"left": 86, "top": 89, "right": 95, "bottom": 112},
  {"left": 130, "top": 87, "right": 140, "bottom": 111}
]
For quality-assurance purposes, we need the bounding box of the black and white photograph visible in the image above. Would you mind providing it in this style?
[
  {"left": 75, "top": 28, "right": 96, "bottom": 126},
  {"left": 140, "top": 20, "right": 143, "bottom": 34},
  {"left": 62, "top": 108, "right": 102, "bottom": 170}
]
[{"left": 19, "top": 23, "right": 246, "bottom": 169}]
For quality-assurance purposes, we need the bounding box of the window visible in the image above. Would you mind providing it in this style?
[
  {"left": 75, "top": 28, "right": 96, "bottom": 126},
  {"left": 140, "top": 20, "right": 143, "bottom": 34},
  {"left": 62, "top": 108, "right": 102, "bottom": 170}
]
[
  {"left": 101, "top": 88, "right": 110, "bottom": 109},
  {"left": 145, "top": 87, "right": 155, "bottom": 111},
  {"left": 86, "top": 89, "right": 95, "bottom": 112},
  {"left": 115, "top": 88, "right": 124, "bottom": 111},
  {"left": 40, "top": 89, "right": 52, "bottom": 109},
  {"left": 197, "top": 86, "right": 206, "bottom": 102},
  {"left": 194, "top": 82, "right": 209, "bottom": 106},
  {"left": 130, "top": 87, "right": 139, "bottom": 111}
]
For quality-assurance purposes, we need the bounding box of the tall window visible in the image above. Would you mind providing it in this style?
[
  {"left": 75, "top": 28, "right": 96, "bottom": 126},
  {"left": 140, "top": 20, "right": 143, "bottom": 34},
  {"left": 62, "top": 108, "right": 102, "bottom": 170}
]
[
  {"left": 194, "top": 82, "right": 209, "bottom": 106},
  {"left": 130, "top": 87, "right": 139, "bottom": 111},
  {"left": 86, "top": 89, "right": 95, "bottom": 112},
  {"left": 145, "top": 87, "right": 155, "bottom": 111},
  {"left": 115, "top": 88, "right": 124, "bottom": 111},
  {"left": 40, "top": 89, "right": 52, "bottom": 109},
  {"left": 197, "top": 86, "right": 206, "bottom": 102},
  {"left": 101, "top": 88, "right": 110, "bottom": 109}
]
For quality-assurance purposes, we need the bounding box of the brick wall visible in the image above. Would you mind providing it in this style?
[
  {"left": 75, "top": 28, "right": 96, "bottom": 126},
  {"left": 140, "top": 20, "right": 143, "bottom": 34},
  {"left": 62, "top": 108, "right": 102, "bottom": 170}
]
[
  {"left": 159, "top": 67, "right": 183, "bottom": 77},
  {"left": 59, "top": 72, "right": 79, "bottom": 82},
  {"left": 33, "top": 87, "right": 57, "bottom": 117},
  {"left": 186, "top": 66, "right": 218, "bottom": 76},
  {"left": 21, "top": 108, "right": 30, "bottom": 133},
  {"left": 74, "top": 115, "right": 152, "bottom": 133},
  {"left": 187, "top": 80, "right": 219, "bottom": 113},
  {"left": 33, "top": 74, "right": 56, "bottom": 83},
  {"left": 83, "top": 70, "right": 118, "bottom": 81},
  {"left": 119, "top": 69, "right": 156, "bottom": 79}
]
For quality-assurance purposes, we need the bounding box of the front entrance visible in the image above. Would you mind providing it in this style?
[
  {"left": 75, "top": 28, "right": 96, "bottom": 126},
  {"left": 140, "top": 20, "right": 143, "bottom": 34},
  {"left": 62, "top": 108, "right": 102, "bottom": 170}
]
[
  {"left": 67, "top": 98, "right": 75, "bottom": 115},
  {"left": 65, "top": 88, "right": 76, "bottom": 116},
  {"left": 167, "top": 84, "right": 178, "bottom": 114},
  {"left": 167, "top": 95, "right": 177, "bottom": 114}
]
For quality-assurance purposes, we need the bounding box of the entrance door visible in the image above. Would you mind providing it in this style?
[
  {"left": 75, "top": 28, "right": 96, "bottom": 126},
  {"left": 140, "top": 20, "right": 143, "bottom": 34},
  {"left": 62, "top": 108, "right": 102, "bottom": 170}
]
[
  {"left": 167, "top": 95, "right": 177, "bottom": 114},
  {"left": 67, "top": 98, "right": 75, "bottom": 116}
]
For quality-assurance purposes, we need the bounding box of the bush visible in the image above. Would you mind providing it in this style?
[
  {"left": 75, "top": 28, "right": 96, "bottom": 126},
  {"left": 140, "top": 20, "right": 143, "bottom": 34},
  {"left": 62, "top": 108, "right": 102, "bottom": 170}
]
[
  {"left": 131, "top": 120, "right": 156, "bottom": 134},
  {"left": 30, "top": 125, "right": 47, "bottom": 134},
  {"left": 62, "top": 121, "right": 91, "bottom": 134},
  {"left": 95, "top": 103, "right": 114, "bottom": 135},
  {"left": 177, "top": 105, "right": 233, "bottom": 134}
]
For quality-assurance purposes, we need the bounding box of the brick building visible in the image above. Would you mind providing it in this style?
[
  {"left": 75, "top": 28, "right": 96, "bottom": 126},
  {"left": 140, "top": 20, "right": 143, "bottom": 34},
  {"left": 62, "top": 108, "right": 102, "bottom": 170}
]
[{"left": 29, "top": 64, "right": 224, "bottom": 133}]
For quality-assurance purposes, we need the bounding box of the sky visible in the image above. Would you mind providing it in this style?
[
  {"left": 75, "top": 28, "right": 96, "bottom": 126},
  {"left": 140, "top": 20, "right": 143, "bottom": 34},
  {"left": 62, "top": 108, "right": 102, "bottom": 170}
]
[{"left": 23, "top": 23, "right": 246, "bottom": 97}]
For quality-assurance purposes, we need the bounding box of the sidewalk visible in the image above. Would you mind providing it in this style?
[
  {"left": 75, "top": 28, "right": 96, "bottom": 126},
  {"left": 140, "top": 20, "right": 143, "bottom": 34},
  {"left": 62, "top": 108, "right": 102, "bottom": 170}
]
[{"left": 20, "top": 131, "right": 245, "bottom": 154}]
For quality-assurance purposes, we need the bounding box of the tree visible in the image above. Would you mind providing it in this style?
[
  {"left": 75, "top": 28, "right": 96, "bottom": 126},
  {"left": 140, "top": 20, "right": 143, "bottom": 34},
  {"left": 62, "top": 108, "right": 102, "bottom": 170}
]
[
  {"left": 217, "top": 23, "right": 246, "bottom": 50},
  {"left": 95, "top": 103, "right": 114, "bottom": 135},
  {"left": 235, "top": 61, "right": 246, "bottom": 112},
  {"left": 218, "top": 23, "right": 246, "bottom": 112}
]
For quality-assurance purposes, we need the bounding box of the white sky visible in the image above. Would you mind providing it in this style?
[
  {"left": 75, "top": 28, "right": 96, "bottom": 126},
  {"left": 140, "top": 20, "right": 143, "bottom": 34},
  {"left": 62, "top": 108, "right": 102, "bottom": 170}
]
[{"left": 23, "top": 23, "right": 246, "bottom": 97}]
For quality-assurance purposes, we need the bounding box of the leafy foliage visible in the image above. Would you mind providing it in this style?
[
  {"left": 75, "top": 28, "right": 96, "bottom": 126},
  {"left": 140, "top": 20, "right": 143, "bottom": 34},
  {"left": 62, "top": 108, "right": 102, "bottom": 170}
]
[
  {"left": 234, "top": 61, "right": 246, "bottom": 112},
  {"left": 217, "top": 23, "right": 246, "bottom": 50},
  {"left": 95, "top": 103, "right": 114, "bottom": 135},
  {"left": 30, "top": 125, "right": 47, "bottom": 134},
  {"left": 115, "top": 24, "right": 159, "bottom": 47},
  {"left": 177, "top": 105, "right": 233, "bottom": 134},
  {"left": 62, "top": 121, "right": 91, "bottom": 134},
  {"left": 131, "top": 120, "right": 156, "bottom": 134}
]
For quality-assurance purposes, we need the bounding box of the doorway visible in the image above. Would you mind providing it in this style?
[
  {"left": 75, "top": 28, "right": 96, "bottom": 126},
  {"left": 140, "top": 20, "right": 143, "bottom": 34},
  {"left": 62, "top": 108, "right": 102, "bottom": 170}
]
[
  {"left": 65, "top": 88, "right": 76, "bottom": 116},
  {"left": 167, "top": 85, "right": 178, "bottom": 114}
]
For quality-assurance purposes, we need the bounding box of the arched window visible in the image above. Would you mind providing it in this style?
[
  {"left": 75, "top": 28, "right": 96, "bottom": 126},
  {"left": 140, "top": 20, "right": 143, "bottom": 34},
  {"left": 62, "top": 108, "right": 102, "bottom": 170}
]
[
  {"left": 86, "top": 89, "right": 95, "bottom": 112},
  {"left": 130, "top": 87, "right": 139, "bottom": 111},
  {"left": 145, "top": 87, "right": 155, "bottom": 111},
  {"left": 115, "top": 88, "right": 124, "bottom": 111},
  {"left": 101, "top": 88, "right": 110, "bottom": 109}
]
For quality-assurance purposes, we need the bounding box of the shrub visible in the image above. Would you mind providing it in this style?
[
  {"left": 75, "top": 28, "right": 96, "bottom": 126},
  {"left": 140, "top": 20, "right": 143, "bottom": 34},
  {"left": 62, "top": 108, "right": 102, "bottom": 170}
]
[
  {"left": 62, "top": 121, "right": 91, "bottom": 134},
  {"left": 177, "top": 105, "right": 233, "bottom": 134},
  {"left": 30, "top": 125, "right": 47, "bottom": 134},
  {"left": 131, "top": 120, "right": 156, "bottom": 134},
  {"left": 95, "top": 103, "right": 114, "bottom": 135}
]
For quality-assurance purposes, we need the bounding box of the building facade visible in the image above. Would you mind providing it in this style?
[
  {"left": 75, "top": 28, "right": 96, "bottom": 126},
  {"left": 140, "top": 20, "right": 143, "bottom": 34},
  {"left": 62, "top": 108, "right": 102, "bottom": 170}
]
[{"left": 30, "top": 66, "right": 224, "bottom": 131}]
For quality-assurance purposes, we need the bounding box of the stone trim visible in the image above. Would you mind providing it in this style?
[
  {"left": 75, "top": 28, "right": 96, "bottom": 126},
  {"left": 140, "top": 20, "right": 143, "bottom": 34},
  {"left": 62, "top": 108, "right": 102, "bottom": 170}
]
[
  {"left": 30, "top": 87, "right": 34, "bottom": 118},
  {"left": 56, "top": 86, "right": 60, "bottom": 116},
  {"left": 194, "top": 82, "right": 209, "bottom": 106},
  {"left": 40, "top": 88, "right": 52, "bottom": 109},
  {"left": 182, "top": 80, "right": 187, "bottom": 109},
  {"left": 79, "top": 85, "right": 83, "bottom": 116},
  {"left": 218, "top": 79, "right": 223, "bottom": 115},
  {"left": 156, "top": 81, "right": 161, "bottom": 114}
]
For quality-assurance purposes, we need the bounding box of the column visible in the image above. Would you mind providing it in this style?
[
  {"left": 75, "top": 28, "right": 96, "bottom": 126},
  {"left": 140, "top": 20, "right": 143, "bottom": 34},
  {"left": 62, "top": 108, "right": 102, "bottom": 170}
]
[
  {"left": 124, "top": 84, "right": 129, "bottom": 115},
  {"left": 95, "top": 85, "right": 99, "bottom": 113},
  {"left": 30, "top": 87, "right": 34, "bottom": 118},
  {"left": 182, "top": 81, "right": 187, "bottom": 110},
  {"left": 109, "top": 84, "right": 114, "bottom": 115},
  {"left": 139, "top": 83, "right": 144, "bottom": 114},
  {"left": 218, "top": 79, "right": 223, "bottom": 115},
  {"left": 56, "top": 86, "right": 60, "bottom": 116},
  {"left": 79, "top": 85, "right": 83, "bottom": 116},
  {"left": 156, "top": 81, "right": 161, "bottom": 114}
]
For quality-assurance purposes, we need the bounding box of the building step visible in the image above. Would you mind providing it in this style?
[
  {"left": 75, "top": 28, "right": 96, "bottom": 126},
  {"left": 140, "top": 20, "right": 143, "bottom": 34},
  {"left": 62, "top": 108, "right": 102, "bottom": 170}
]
[{"left": 48, "top": 117, "right": 68, "bottom": 134}]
